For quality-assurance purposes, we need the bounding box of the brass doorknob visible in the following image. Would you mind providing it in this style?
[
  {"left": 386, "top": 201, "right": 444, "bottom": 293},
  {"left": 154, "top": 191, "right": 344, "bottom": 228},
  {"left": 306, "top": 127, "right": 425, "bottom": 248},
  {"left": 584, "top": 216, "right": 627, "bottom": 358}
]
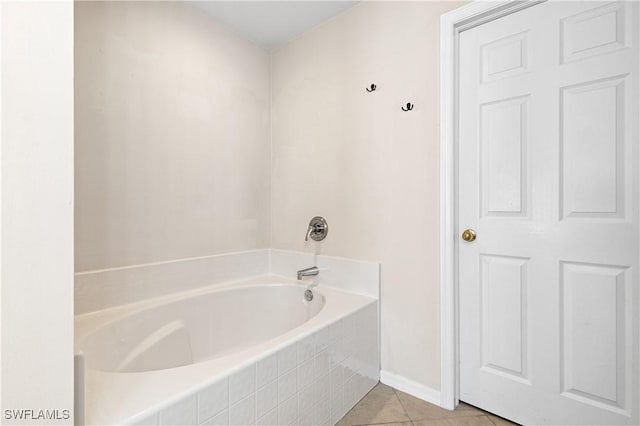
[{"left": 461, "top": 229, "right": 476, "bottom": 242}]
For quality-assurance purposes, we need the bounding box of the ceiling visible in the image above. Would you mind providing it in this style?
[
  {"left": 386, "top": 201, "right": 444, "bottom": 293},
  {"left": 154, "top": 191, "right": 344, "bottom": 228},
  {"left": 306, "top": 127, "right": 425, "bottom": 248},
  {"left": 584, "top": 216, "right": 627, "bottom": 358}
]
[{"left": 188, "top": 1, "right": 359, "bottom": 50}]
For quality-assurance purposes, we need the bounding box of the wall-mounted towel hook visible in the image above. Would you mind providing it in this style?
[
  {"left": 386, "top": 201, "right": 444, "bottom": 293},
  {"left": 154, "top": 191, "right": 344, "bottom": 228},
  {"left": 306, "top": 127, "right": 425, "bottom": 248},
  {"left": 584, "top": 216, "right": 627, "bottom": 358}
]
[
  {"left": 366, "top": 83, "right": 377, "bottom": 92},
  {"left": 402, "top": 102, "right": 414, "bottom": 111}
]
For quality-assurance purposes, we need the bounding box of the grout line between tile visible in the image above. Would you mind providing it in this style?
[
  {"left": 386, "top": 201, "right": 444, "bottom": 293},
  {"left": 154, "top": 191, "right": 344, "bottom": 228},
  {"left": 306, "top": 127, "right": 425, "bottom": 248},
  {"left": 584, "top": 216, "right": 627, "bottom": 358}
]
[
  {"left": 485, "top": 414, "right": 499, "bottom": 426},
  {"left": 391, "top": 387, "right": 412, "bottom": 422}
]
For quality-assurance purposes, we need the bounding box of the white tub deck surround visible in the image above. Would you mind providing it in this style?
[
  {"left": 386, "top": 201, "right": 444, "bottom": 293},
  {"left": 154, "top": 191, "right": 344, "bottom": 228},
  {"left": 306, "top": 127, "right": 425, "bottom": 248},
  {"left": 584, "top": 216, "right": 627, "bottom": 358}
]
[{"left": 75, "top": 250, "right": 380, "bottom": 425}]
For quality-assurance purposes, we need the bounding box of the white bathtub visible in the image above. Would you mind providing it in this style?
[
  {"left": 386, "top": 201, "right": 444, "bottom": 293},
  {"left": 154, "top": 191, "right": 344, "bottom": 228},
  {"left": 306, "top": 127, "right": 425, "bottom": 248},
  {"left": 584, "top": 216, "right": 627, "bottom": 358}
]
[{"left": 76, "top": 275, "right": 379, "bottom": 425}]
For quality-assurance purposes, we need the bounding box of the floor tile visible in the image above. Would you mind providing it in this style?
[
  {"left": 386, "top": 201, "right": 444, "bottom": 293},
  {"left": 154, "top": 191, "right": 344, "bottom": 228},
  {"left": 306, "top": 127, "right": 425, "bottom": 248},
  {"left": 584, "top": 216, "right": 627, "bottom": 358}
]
[
  {"left": 338, "top": 382, "right": 520, "bottom": 426},
  {"left": 458, "top": 402, "right": 483, "bottom": 412},
  {"left": 337, "top": 383, "right": 410, "bottom": 426},
  {"left": 487, "top": 413, "right": 519, "bottom": 426},
  {"left": 413, "top": 415, "right": 497, "bottom": 426},
  {"left": 355, "top": 423, "right": 413, "bottom": 426},
  {"left": 394, "top": 390, "right": 484, "bottom": 422}
]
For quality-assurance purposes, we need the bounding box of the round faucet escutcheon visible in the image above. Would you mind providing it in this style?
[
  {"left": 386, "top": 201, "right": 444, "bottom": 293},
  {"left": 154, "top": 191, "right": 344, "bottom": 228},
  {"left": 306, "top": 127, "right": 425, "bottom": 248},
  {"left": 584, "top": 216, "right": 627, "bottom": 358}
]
[{"left": 305, "top": 216, "right": 328, "bottom": 242}]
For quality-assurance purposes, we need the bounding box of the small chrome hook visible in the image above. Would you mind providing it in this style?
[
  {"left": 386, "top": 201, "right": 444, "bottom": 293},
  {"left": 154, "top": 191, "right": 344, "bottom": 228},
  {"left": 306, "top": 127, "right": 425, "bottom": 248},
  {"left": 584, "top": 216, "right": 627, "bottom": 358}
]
[
  {"left": 402, "top": 103, "right": 414, "bottom": 111},
  {"left": 366, "top": 83, "right": 376, "bottom": 92}
]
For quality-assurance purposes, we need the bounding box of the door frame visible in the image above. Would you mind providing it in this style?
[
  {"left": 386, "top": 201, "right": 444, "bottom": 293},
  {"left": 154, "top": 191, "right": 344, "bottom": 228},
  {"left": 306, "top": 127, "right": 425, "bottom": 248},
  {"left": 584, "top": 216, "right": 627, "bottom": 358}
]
[{"left": 439, "top": 0, "right": 545, "bottom": 410}]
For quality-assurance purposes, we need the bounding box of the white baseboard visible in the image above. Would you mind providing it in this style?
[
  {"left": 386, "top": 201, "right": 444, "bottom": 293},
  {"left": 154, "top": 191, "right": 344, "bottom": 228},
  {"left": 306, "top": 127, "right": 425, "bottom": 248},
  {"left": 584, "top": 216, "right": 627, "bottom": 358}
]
[{"left": 380, "top": 370, "right": 442, "bottom": 407}]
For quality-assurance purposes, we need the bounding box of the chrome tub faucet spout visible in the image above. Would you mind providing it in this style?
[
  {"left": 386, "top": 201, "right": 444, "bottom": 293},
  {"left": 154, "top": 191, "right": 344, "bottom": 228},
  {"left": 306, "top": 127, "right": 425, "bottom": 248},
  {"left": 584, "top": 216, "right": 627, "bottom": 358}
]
[{"left": 297, "top": 266, "right": 319, "bottom": 280}]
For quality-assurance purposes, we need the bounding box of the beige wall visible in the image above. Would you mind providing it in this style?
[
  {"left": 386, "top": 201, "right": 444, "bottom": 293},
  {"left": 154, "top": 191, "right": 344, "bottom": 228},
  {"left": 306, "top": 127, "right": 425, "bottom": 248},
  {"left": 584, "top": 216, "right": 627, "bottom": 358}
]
[
  {"left": 1, "top": 1, "right": 74, "bottom": 423},
  {"left": 271, "top": 1, "right": 465, "bottom": 391},
  {"left": 75, "top": 0, "right": 466, "bottom": 394},
  {"left": 75, "top": 1, "right": 271, "bottom": 272}
]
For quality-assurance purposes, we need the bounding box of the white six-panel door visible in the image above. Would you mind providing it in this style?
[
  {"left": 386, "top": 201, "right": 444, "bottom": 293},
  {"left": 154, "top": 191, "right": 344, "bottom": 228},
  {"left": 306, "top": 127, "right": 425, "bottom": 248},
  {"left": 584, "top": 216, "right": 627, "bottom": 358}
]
[{"left": 458, "top": 1, "right": 639, "bottom": 425}]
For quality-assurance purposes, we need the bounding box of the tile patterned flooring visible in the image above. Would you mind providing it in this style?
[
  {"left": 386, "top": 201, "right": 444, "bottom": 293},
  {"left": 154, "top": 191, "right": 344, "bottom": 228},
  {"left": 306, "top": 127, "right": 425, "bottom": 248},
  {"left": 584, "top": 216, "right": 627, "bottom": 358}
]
[{"left": 337, "top": 383, "right": 518, "bottom": 426}]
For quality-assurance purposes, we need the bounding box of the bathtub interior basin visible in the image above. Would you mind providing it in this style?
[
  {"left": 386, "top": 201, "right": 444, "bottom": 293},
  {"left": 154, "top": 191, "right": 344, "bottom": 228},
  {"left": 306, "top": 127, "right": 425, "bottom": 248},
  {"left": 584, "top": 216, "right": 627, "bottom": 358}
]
[{"left": 77, "top": 284, "right": 325, "bottom": 373}]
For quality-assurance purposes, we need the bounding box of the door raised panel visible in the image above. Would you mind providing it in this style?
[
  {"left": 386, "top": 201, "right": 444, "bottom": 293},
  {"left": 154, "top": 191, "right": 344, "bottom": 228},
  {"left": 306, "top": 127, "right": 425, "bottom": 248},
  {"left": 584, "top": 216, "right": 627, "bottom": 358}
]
[
  {"left": 480, "top": 96, "right": 529, "bottom": 217},
  {"left": 560, "top": 75, "right": 626, "bottom": 220},
  {"left": 561, "top": 2, "right": 629, "bottom": 63},
  {"left": 480, "top": 255, "right": 529, "bottom": 382},
  {"left": 560, "top": 261, "right": 629, "bottom": 414},
  {"left": 481, "top": 31, "right": 530, "bottom": 82}
]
